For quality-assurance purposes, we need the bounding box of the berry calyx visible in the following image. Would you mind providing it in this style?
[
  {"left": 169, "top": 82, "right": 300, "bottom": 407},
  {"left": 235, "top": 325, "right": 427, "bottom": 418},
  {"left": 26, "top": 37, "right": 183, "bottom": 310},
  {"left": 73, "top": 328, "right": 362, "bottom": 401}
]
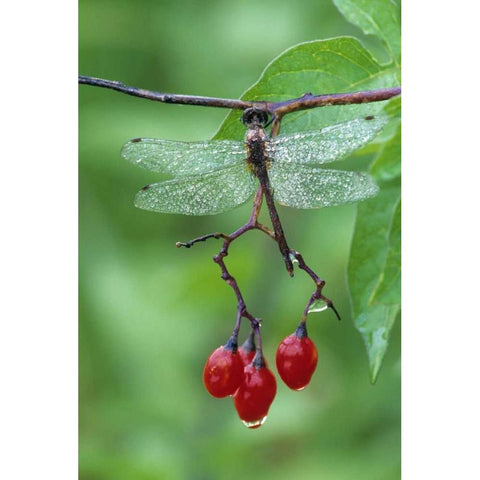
[
  {"left": 238, "top": 331, "right": 256, "bottom": 366},
  {"left": 276, "top": 322, "right": 318, "bottom": 391},
  {"left": 233, "top": 352, "right": 277, "bottom": 428},
  {"left": 203, "top": 337, "right": 243, "bottom": 398}
]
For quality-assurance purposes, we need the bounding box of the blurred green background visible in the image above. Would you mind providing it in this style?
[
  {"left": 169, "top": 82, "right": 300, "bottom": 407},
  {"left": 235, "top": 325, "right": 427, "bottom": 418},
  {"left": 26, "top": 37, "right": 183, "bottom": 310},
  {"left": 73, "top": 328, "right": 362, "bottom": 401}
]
[{"left": 79, "top": 0, "right": 400, "bottom": 479}]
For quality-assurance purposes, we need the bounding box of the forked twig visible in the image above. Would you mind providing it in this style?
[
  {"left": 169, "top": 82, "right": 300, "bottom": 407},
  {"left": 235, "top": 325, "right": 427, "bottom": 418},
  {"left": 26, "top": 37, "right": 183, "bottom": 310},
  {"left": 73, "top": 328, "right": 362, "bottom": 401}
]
[{"left": 177, "top": 182, "right": 341, "bottom": 343}]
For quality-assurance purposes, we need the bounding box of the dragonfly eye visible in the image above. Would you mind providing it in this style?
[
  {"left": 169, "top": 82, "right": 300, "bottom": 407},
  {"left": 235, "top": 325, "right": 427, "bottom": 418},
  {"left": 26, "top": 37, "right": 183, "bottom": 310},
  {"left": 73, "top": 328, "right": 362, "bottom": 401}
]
[{"left": 242, "top": 107, "right": 269, "bottom": 128}]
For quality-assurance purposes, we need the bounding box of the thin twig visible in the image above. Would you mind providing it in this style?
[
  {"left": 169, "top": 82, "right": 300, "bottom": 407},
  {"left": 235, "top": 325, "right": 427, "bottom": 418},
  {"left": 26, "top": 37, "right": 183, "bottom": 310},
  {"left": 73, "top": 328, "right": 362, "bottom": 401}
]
[
  {"left": 175, "top": 233, "right": 228, "bottom": 248},
  {"left": 273, "top": 88, "right": 402, "bottom": 114},
  {"left": 79, "top": 75, "right": 260, "bottom": 110},
  {"left": 79, "top": 75, "right": 400, "bottom": 117},
  {"left": 291, "top": 250, "right": 341, "bottom": 322},
  {"left": 176, "top": 188, "right": 265, "bottom": 339}
]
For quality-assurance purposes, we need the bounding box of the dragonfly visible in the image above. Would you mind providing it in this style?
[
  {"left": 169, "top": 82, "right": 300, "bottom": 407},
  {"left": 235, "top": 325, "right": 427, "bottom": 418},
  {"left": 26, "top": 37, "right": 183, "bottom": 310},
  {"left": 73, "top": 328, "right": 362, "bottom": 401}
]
[{"left": 121, "top": 108, "right": 386, "bottom": 273}]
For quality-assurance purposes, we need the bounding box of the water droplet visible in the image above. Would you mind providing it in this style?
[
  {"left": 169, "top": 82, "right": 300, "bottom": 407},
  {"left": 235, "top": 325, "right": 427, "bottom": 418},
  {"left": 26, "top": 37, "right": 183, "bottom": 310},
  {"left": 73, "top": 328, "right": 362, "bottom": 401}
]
[
  {"left": 242, "top": 416, "right": 267, "bottom": 429},
  {"left": 308, "top": 299, "right": 329, "bottom": 313}
]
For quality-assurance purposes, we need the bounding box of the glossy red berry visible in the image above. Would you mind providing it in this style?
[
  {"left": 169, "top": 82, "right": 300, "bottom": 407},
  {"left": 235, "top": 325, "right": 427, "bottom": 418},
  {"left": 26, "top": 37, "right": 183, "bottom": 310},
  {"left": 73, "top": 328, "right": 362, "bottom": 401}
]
[
  {"left": 276, "top": 323, "right": 318, "bottom": 391},
  {"left": 233, "top": 353, "right": 277, "bottom": 428},
  {"left": 203, "top": 341, "right": 243, "bottom": 398}
]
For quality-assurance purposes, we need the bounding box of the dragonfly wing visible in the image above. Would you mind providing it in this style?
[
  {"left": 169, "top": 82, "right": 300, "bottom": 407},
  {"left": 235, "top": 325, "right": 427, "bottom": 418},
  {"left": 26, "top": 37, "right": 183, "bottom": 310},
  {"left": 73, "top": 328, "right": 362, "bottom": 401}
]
[
  {"left": 121, "top": 137, "right": 245, "bottom": 177},
  {"left": 134, "top": 163, "right": 256, "bottom": 215},
  {"left": 269, "top": 163, "right": 379, "bottom": 209},
  {"left": 267, "top": 116, "right": 387, "bottom": 166}
]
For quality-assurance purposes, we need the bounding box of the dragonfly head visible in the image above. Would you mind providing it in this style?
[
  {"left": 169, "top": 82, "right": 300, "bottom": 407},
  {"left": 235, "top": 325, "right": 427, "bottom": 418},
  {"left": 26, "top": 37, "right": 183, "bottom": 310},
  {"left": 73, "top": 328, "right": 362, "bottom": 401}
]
[{"left": 242, "top": 107, "right": 269, "bottom": 129}]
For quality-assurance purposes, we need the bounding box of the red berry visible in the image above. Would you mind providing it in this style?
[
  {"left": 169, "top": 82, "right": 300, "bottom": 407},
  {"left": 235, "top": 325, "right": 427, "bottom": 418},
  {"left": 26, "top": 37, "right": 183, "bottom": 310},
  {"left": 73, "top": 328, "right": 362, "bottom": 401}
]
[
  {"left": 203, "top": 343, "right": 243, "bottom": 398},
  {"left": 233, "top": 354, "right": 277, "bottom": 428},
  {"left": 238, "top": 346, "right": 255, "bottom": 367},
  {"left": 276, "top": 324, "right": 318, "bottom": 390}
]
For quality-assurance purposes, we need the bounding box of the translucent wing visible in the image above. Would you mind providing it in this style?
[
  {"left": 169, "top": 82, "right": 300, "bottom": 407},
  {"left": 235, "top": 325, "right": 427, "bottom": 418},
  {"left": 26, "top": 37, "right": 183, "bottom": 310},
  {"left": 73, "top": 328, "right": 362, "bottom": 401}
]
[
  {"left": 269, "top": 162, "right": 379, "bottom": 209},
  {"left": 134, "top": 163, "right": 256, "bottom": 215},
  {"left": 121, "top": 137, "right": 246, "bottom": 177},
  {"left": 266, "top": 116, "right": 387, "bottom": 166}
]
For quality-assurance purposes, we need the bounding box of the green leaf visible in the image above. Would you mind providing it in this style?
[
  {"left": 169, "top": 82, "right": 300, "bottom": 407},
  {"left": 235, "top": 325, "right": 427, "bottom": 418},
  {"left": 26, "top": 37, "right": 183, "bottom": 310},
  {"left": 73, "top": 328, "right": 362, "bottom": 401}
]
[
  {"left": 371, "top": 123, "right": 401, "bottom": 181},
  {"left": 333, "top": 0, "right": 401, "bottom": 68},
  {"left": 214, "top": 37, "right": 399, "bottom": 140},
  {"left": 354, "top": 303, "right": 400, "bottom": 384},
  {"left": 383, "top": 95, "right": 401, "bottom": 118},
  {"left": 350, "top": 96, "right": 400, "bottom": 156},
  {"left": 348, "top": 123, "right": 401, "bottom": 382}
]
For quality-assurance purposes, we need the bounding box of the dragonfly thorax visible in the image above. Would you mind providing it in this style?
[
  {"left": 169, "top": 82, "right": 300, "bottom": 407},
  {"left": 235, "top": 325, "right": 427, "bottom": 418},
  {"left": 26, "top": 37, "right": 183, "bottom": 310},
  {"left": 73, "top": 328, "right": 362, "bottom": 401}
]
[{"left": 245, "top": 126, "right": 270, "bottom": 173}]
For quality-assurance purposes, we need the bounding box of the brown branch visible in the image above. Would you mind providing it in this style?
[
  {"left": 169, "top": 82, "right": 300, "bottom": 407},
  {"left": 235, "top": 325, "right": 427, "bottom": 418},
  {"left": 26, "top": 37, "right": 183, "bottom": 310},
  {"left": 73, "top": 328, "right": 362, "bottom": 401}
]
[
  {"left": 271, "top": 88, "right": 402, "bottom": 115},
  {"left": 268, "top": 88, "right": 401, "bottom": 135},
  {"left": 79, "top": 75, "right": 400, "bottom": 117},
  {"left": 79, "top": 75, "right": 262, "bottom": 110},
  {"left": 176, "top": 188, "right": 265, "bottom": 341}
]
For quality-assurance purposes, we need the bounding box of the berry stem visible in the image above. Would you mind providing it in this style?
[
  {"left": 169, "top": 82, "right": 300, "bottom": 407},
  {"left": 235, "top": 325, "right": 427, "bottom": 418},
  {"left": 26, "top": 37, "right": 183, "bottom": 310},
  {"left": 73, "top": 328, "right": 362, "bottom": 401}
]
[
  {"left": 241, "top": 329, "right": 256, "bottom": 352},
  {"left": 251, "top": 346, "right": 266, "bottom": 369},
  {"left": 224, "top": 333, "right": 239, "bottom": 353},
  {"left": 291, "top": 250, "right": 341, "bottom": 322},
  {"left": 252, "top": 322, "right": 263, "bottom": 359},
  {"left": 295, "top": 321, "right": 308, "bottom": 339}
]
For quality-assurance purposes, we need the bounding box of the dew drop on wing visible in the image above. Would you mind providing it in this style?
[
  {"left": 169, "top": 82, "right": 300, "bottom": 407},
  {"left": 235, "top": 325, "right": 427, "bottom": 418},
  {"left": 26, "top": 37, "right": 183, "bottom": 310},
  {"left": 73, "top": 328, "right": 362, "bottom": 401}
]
[
  {"left": 269, "top": 164, "right": 379, "bottom": 210},
  {"left": 122, "top": 137, "right": 246, "bottom": 177},
  {"left": 267, "top": 116, "right": 388, "bottom": 167},
  {"left": 134, "top": 163, "right": 256, "bottom": 215}
]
